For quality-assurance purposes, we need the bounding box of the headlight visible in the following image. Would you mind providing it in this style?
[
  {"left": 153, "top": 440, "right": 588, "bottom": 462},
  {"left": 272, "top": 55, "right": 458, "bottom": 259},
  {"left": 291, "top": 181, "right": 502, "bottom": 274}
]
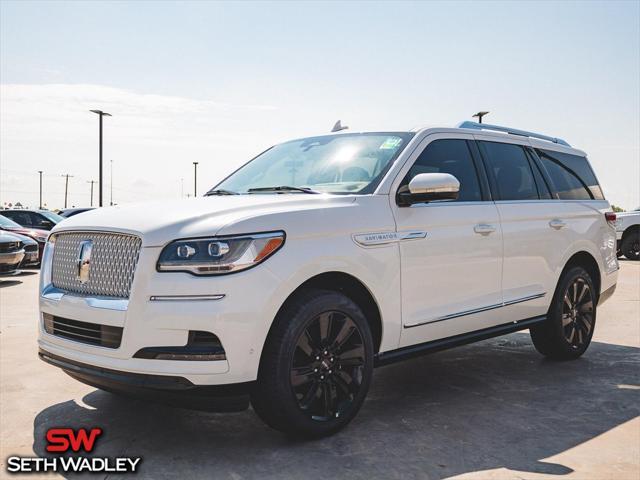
[{"left": 157, "top": 231, "right": 285, "bottom": 275}]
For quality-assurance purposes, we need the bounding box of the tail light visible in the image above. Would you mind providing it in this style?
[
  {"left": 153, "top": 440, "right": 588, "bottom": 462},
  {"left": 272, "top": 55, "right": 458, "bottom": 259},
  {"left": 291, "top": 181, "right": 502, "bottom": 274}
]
[{"left": 605, "top": 211, "right": 617, "bottom": 228}]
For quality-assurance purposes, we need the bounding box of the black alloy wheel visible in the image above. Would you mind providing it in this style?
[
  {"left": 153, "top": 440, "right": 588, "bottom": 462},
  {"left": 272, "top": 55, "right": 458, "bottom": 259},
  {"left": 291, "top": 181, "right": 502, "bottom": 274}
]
[
  {"left": 290, "top": 311, "right": 365, "bottom": 421},
  {"left": 530, "top": 266, "right": 597, "bottom": 360},
  {"left": 561, "top": 277, "right": 594, "bottom": 350},
  {"left": 251, "top": 289, "right": 373, "bottom": 437}
]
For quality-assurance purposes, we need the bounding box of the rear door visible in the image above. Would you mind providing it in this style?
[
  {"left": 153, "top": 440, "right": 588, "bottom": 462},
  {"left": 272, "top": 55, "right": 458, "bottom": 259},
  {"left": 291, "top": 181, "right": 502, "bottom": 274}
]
[
  {"left": 475, "top": 137, "right": 573, "bottom": 323},
  {"left": 391, "top": 133, "right": 504, "bottom": 347}
]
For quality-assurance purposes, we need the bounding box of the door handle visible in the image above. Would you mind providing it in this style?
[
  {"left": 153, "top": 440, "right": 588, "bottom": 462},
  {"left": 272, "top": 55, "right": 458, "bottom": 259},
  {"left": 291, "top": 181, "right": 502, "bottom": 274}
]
[
  {"left": 549, "top": 219, "right": 567, "bottom": 230},
  {"left": 474, "top": 223, "right": 496, "bottom": 235}
]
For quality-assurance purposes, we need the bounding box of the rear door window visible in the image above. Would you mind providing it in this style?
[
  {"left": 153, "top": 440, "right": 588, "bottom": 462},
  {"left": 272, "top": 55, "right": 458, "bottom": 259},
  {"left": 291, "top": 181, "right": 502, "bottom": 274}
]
[
  {"left": 536, "top": 149, "right": 604, "bottom": 200},
  {"left": 478, "top": 141, "right": 539, "bottom": 201}
]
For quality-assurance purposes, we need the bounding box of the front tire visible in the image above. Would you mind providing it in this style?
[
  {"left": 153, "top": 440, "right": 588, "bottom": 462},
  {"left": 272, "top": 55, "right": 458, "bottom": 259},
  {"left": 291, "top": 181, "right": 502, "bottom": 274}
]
[
  {"left": 530, "top": 266, "right": 597, "bottom": 360},
  {"left": 251, "top": 289, "right": 374, "bottom": 438}
]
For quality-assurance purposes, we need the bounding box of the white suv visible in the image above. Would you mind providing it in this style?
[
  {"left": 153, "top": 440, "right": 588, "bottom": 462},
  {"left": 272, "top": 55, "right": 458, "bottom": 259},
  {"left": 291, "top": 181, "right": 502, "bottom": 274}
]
[{"left": 39, "top": 121, "right": 619, "bottom": 437}]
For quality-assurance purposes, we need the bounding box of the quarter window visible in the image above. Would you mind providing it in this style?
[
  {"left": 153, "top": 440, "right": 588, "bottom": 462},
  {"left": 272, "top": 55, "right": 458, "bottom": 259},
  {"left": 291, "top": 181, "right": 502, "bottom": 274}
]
[
  {"left": 536, "top": 149, "right": 604, "bottom": 200},
  {"left": 404, "top": 139, "right": 482, "bottom": 202},
  {"left": 478, "top": 141, "right": 539, "bottom": 201}
]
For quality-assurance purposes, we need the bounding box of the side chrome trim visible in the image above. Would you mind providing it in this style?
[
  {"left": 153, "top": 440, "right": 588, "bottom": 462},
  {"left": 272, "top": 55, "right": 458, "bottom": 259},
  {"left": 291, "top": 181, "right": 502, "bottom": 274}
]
[
  {"left": 404, "top": 292, "right": 546, "bottom": 329},
  {"left": 40, "top": 285, "right": 129, "bottom": 311},
  {"left": 353, "top": 230, "right": 427, "bottom": 247},
  {"left": 149, "top": 294, "right": 226, "bottom": 302}
]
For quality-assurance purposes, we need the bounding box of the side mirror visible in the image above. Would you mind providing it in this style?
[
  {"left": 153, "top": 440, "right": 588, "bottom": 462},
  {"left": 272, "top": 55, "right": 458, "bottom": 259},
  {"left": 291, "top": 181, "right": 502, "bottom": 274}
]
[{"left": 397, "top": 173, "right": 460, "bottom": 206}]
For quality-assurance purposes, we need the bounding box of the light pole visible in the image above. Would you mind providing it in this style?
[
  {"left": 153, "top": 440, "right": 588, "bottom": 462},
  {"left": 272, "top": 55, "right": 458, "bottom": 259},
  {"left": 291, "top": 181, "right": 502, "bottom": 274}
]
[
  {"left": 87, "top": 180, "right": 96, "bottom": 207},
  {"left": 472, "top": 111, "right": 490, "bottom": 124},
  {"left": 90, "top": 109, "right": 112, "bottom": 207},
  {"left": 193, "top": 162, "right": 198, "bottom": 197},
  {"left": 110, "top": 160, "right": 114, "bottom": 206},
  {"left": 38, "top": 171, "right": 43, "bottom": 209},
  {"left": 61, "top": 174, "right": 74, "bottom": 208}
]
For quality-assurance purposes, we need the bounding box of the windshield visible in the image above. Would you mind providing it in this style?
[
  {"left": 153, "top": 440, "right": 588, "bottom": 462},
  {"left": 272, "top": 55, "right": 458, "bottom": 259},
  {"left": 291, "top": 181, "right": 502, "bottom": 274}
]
[
  {"left": 215, "top": 132, "right": 414, "bottom": 194},
  {"left": 39, "top": 211, "right": 64, "bottom": 223},
  {"left": 0, "top": 215, "right": 22, "bottom": 228}
]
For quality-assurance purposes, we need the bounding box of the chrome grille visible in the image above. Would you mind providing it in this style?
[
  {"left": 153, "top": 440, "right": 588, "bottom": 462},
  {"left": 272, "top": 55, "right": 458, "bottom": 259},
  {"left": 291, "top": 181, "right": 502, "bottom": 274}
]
[{"left": 51, "top": 231, "right": 142, "bottom": 298}]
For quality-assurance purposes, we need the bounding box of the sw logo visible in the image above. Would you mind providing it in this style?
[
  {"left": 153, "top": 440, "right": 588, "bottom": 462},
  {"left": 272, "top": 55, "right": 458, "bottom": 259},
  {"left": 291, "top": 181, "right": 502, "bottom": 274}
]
[
  {"left": 5, "top": 427, "right": 141, "bottom": 474},
  {"left": 46, "top": 427, "right": 102, "bottom": 453}
]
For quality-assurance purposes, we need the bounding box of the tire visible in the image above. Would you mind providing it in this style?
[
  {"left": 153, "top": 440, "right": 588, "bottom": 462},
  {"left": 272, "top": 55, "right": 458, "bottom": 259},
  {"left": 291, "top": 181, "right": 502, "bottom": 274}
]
[
  {"left": 530, "top": 266, "right": 597, "bottom": 360},
  {"left": 621, "top": 230, "right": 640, "bottom": 261},
  {"left": 251, "top": 288, "right": 374, "bottom": 438}
]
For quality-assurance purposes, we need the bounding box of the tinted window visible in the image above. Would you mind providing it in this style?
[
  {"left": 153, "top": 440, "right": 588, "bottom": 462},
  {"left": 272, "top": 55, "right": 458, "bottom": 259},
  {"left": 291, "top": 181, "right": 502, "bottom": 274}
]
[
  {"left": 478, "top": 142, "right": 538, "bottom": 200},
  {"left": 31, "top": 213, "right": 54, "bottom": 228},
  {"left": 527, "top": 151, "right": 552, "bottom": 199},
  {"left": 536, "top": 149, "right": 604, "bottom": 200},
  {"left": 3, "top": 211, "right": 32, "bottom": 226},
  {"left": 404, "top": 139, "right": 482, "bottom": 202}
]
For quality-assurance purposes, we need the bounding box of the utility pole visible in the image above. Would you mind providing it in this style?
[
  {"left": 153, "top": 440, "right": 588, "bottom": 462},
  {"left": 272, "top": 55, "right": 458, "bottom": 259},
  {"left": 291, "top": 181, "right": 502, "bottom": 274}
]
[
  {"left": 38, "top": 171, "right": 43, "bottom": 209},
  {"left": 87, "top": 180, "right": 97, "bottom": 207},
  {"left": 472, "top": 111, "right": 490, "bottom": 124},
  {"left": 61, "top": 174, "right": 74, "bottom": 208},
  {"left": 89, "top": 109, "right": 112, "bottom": 207},
  {"left": 110, "top": 160, "right": 114, "bottom": 206},
  {"left": 193, "top": 162, "right": 199, "bottom": 197}
]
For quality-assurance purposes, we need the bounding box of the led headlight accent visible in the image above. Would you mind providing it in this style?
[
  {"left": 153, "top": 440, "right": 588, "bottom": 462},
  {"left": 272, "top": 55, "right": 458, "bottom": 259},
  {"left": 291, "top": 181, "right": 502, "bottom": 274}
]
[{"left": 157, "top": 231, "right": 285, "bottom": 275}]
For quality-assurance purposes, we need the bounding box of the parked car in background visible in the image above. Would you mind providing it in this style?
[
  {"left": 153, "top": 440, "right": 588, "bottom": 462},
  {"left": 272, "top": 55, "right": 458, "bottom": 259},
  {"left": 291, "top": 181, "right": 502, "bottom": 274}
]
[
  {"left": 38, "top": 121, "right": 619, "bottom": 437},
  {"left": 615, "top": 208, "right": 640, "bottom": 260},
  {"left": 58, "top": 207, "right": 95, "bottom": 218},
  {"left": 0, "top": 231, "right": 25, "bottom": 276},
  {"left": 1, "top": 209, "right": 64, "bottom": 231},
  {"left": 0, "top": 215, "right": 48, "bottom": 260},
  {"left": 12, "top": 233, "right": 39, "bottom": 267}
]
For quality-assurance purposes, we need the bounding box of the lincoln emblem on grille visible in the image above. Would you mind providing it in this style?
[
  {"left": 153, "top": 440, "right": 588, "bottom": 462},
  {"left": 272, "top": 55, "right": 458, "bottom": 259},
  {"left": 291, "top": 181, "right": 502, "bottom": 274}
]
[{"left": 76, "top": 239, "right": 93, "bottom": 284}]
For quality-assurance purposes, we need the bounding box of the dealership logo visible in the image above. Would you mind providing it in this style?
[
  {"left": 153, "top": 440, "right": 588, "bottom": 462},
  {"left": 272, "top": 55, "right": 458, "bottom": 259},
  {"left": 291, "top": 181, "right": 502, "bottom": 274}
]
[
  {"left": 5, "top": 427, "right": 142, "bottom": 474},
  {"left": 76, "top": 240, "right": 93, "bottom": 284}
]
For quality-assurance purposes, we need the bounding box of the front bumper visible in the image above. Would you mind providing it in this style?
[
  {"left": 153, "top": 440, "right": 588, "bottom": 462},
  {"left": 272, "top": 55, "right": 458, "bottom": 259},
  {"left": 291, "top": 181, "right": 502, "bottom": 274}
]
[
  {"left": 38, "top": 244, "right": 286, "bottom": 386},
  {"left": 39, "top": 349, "right": 252, "bottom": 412}
]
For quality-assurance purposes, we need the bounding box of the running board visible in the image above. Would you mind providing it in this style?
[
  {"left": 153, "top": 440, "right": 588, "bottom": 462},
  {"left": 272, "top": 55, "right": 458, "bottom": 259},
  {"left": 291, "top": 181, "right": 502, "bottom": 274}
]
[{"left": 374, "top": 315, "right": 546, "bottom": 367}]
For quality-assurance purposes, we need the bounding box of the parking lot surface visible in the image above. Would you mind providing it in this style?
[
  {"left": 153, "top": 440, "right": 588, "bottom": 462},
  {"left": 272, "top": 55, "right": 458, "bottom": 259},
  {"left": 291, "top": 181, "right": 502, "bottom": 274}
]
[{"left": 1, "top": 262, "right": 638, "bottom": 480}]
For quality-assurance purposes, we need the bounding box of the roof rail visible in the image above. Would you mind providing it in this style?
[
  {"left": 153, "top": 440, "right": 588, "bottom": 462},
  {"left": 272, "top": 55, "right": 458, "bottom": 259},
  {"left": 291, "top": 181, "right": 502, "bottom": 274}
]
[{"left": 457, "top": 121, "right": 571, "bottom": 147}]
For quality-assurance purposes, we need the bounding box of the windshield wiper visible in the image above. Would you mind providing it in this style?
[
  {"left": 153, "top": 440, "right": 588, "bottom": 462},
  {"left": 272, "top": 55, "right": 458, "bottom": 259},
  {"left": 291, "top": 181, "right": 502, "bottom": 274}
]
[
  {"left": 204, "top": 189, "right": 239, "bottom": 196},
  {"left": 247, "top": 186, "right": 320, "bottom": 194}
]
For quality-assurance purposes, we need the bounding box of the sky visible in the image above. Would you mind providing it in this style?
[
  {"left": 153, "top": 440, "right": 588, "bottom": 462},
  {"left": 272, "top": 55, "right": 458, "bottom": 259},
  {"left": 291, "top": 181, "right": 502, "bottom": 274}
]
[{"left": 1, "top": 0, "right": 638, "bottom": 210}]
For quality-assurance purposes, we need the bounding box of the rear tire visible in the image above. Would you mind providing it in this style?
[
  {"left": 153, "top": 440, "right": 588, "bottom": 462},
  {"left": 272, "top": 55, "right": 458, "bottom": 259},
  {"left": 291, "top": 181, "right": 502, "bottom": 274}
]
[
  {"left": 251, "top": 289, "right": 374, "bottom": 438},
  {"left": 621, "top": 230, "right": 640, "bottom": 260},
  {"left": 530, "top": 266, "right": 597, "bottom": 360}
]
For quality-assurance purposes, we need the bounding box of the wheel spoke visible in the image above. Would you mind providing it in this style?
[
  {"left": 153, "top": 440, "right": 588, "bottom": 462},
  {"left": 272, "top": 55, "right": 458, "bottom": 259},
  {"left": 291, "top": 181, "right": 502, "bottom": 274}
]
[
  {"left": 576, "top": 282, "right": 588, "bottom": 304},
  {"left": 566, "top": 327, "right": 576, "bottom": 343},
  {"left": 299, "top": 381, "right": 320, "bottom": 410},
  {"left": 572, "top": 282, "right": 578, "bottom": 304},
  {"left": 562, "top": 314, "right": 573, "bottom": 327},
  {"left": 332, "top": 318, "right": 356, "bottom": 350},
  {"left": 296, "top": 329, "right": 316, "bottom": 357},
  {"left": 338, "top": 344, "right": 364, "bottom": 360},
  {"left": 318, "top": 312, "right": 333, "bottom": 344},
  {"left": 291, "top": 366, "right": 314, "bottom": 387},
  {"left": 564, "top": 295, "right": 573, "bottom": 310}
]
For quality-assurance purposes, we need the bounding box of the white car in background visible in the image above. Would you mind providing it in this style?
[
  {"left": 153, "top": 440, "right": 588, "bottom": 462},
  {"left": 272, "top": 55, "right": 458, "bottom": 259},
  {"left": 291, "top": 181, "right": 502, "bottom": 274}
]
[
  {"left": 616, "top": 208, "right": 640, "bottom": 260},
  {"left": 38, "top": 121, "right": 619, "bottom": 437}
]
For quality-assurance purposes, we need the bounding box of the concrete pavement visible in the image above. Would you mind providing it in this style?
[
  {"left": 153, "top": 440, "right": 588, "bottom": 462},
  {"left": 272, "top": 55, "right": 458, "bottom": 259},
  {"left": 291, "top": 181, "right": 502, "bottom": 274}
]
[{"left": 1, "top": 262, "right": 638, "bottom": 479}]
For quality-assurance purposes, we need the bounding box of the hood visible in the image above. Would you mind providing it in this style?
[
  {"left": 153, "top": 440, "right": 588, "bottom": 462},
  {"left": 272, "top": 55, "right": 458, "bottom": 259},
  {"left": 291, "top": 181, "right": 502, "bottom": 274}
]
[
  {"left": 52, "top": 194, "right": 355, "bottom": 246},
  {"left": 0, "top": 226, "right": 49, "bottom": 242}
]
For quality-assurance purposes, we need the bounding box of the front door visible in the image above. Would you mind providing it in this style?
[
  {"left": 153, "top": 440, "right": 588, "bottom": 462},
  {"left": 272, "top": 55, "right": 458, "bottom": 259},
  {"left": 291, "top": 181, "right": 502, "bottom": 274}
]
[{"left": 391, "top": 134, "right": 503, "bottom": 347}]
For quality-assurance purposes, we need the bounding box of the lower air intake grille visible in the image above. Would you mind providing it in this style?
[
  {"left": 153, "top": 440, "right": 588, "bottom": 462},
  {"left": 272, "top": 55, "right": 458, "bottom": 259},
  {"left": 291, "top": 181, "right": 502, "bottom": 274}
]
[{"left": 43, "top": 313, "right": 123, "bottom": 348}]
